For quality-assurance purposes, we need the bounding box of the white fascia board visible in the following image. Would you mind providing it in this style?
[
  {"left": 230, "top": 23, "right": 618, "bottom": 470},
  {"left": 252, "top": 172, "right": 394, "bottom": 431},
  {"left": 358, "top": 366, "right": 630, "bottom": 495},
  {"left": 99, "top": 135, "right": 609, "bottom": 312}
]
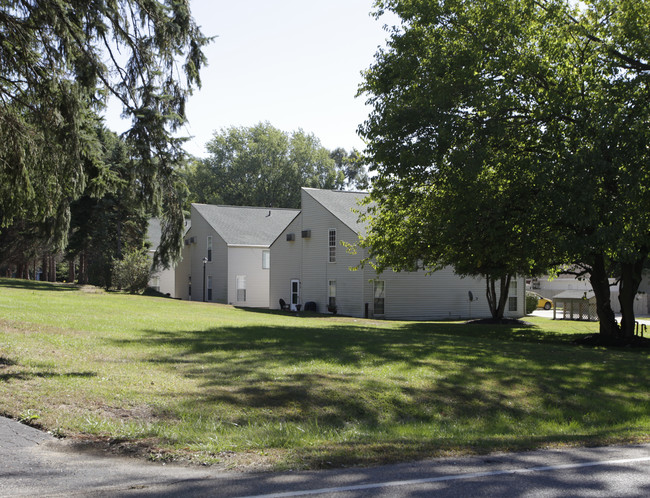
[{"left": 227, "top": 244, "right": 270, "bottom": 249}]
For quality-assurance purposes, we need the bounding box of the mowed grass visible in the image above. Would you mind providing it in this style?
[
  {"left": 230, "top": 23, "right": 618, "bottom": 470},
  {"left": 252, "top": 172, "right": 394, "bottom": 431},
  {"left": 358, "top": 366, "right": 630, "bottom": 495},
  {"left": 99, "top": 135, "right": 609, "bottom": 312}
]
[{"left": 0, "top": 278, "right": 648, "bottom": 470}]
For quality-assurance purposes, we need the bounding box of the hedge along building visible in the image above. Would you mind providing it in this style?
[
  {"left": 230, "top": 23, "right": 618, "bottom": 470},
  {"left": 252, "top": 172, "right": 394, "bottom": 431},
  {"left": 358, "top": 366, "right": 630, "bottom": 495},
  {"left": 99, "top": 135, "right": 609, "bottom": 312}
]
[
  {"left": 174, "top": 204, "right": 300, "bottom": 307},
  {"left": 270, "top": 188, "right": 525, "bottom": 320}
]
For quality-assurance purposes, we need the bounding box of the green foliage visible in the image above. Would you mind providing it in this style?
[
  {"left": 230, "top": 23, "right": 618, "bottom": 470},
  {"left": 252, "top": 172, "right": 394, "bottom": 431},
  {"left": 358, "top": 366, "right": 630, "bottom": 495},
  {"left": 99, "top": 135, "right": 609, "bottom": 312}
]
[
  {"left": 0, "top": 0, "right": 208, "bottom": 255},
  {"left": 359, "top": 0, "right": 650, "bottom": 333},
  {"left": 330, "top": 148, "right": 369, "bottom": 190},
  {"left": 66, "top": 128, "right": 150, "bottom": 287},
  {"left": 526, "top": 292, "right": 539, "bottom": 315},
  {"left": 1, "top": 279, "right": 649, "bottom": 470},
  {"left": 186, "top": 123, "right": 366, "bottom": 209},
  {"left": 111, "top": 249, "right": 151, "bottom": 294}
]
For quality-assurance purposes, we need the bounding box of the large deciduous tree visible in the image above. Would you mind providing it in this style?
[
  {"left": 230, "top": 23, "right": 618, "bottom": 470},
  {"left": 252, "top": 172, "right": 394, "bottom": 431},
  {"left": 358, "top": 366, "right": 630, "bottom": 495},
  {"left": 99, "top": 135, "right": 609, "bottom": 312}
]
[
  {"left": 0, "top": 0, "right": 208, "bottom": 264},
  {"left": 330, "top": 148, "right": 370, "bottom": 191},
  {"left": 359, "top": 0, "right": 650, "bottom": 339},
  {"left": 186, "top": 123, "right": 354, "bottom": 209}
]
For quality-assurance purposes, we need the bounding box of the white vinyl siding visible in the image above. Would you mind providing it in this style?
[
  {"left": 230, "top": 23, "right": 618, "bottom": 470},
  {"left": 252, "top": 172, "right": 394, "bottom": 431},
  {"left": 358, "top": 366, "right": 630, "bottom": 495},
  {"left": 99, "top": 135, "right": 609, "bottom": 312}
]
[
  {"left": 228, "top": 246, "right": 270, "bottom": 307},
  {"left": 181, "top": 206, "right": 228, "bottom": 302},
  {"left": 270, "top": 214, "right": 303, "bottom": 310},
  {"left": 363, "top": 267, "right": 498, "bottom": 320},
  {"left": 299, "top": 190, "right": 364, "bottom": 317}
]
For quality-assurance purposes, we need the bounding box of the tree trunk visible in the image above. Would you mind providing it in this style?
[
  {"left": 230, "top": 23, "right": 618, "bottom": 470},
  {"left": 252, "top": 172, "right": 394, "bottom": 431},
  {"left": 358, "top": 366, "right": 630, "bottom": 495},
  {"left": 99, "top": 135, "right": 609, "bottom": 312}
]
[
  {"left": 588, "top": 253, "right": 619, "bottom": 338},
  {"left": 68, "top": 256, "right": 76, "bottom": 283},
  {"left": 116, "top": 220, "right": 122, "bottom": 259},
  {"left": 79, "top": 250, "right": 88, "bottom": 285},
  {"left": 42, "top": 255, "right": 49, "bottom": 282},
  {"left": 485, "top": 274, "right": 511, "bottom": 319},
  {"left": 618, "top": 258, "right": 645, "bottom": 341},
  {"left": 48, "top": 255, "right": 56, "bottom": 282}
]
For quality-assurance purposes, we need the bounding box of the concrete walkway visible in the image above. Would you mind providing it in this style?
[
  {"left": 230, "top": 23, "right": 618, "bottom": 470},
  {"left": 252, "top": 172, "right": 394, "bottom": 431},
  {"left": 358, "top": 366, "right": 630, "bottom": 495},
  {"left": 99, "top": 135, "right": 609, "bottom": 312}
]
[{"left": 529, "top": 309, "right": 650, "bottom": 325}]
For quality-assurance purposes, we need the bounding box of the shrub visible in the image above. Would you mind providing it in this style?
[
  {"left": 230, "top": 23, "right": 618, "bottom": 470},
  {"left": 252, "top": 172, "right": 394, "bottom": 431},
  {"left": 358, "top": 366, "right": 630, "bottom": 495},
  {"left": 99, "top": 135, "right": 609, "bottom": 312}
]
[
  {"left": 111, "top": 249, "right": 151, "bottom": 293},
  {"left": 525, "top": 292, "right": 538, "bottom": 314}
]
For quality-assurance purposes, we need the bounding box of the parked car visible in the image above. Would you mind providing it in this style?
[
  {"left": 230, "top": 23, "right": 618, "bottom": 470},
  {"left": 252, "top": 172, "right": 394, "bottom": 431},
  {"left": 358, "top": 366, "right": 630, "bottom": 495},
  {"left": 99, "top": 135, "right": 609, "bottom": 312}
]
[{"left": 530, "top": 292, "right": 553, "bottom": 310}]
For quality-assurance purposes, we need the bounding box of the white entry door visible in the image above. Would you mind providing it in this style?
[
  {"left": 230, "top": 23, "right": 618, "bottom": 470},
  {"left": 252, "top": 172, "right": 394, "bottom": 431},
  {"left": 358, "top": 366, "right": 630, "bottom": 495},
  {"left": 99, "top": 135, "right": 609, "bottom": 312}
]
[{"left": 290, "top": 280, "right": 300, "bottom": 310}]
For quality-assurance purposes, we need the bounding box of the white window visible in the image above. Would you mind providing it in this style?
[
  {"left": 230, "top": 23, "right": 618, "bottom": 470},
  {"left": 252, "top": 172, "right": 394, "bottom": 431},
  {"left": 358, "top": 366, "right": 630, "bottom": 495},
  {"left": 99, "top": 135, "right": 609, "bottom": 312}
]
[
  {"left": 207, "top": 236, "right": 212, "bottom": 262},
  {"left": 207, "top": 275, "right": 213, "bottom": 301},
  {"left": 328, "top": 229, "right": 336, "bottom": 263},
  {"left": 509, "top": 278, "right": 517, "bottom": 311},
  {"left": 151, "top": 276, "right": 160, "bottom": 292},
  {"left": 374, "top": 280, "right": 385, "bottom": 315},
  {"left": 328, "top": 280, "right": 336, "bottom": 308},
  {"left": 262, "top": 250, "right": 270, "bottom": 269},
  {"left": 236, "top": 275, "right": 246, "bottom": 302}
]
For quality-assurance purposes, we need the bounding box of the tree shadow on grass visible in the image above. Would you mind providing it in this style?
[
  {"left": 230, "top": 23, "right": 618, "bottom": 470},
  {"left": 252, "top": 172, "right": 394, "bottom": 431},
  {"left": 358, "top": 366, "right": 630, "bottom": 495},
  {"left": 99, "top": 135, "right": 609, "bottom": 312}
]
[
  {"left": 103, "top": 318, "right": 650, "bottom": 467},
  {"left": 0, "top": 371, "right": 97, "bottom": 383},
  {"left": 232, "top": 306, "right": 345, "bottom": 320},
  {"left": 0, "top": 278, "right": 80, "bottom": 292},
  {"left": 238, "top": 306, "right": 599, "bottom": 345}
]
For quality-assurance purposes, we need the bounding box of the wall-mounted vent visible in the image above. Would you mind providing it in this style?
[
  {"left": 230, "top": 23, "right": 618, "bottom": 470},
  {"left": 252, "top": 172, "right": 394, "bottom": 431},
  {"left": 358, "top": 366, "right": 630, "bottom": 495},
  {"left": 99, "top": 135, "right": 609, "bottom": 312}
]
[
  {"left": 286, "top": 233, "right": 295, "bottom": 241},
  {"left": 301, "top": 230, "right": 311, "bottom": 239}
]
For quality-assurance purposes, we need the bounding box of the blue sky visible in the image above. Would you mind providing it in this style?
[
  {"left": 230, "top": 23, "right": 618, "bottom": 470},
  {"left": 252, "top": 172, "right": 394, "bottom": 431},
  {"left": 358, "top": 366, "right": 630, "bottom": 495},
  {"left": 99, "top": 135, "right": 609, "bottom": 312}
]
[{"left": 103, "top": 0, "right": 397, "bottom": 158}]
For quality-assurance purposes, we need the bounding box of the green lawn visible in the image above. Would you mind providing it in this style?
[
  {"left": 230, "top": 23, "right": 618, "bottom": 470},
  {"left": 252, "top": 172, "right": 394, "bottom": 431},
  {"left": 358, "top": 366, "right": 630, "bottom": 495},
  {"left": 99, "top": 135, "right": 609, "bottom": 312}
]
[{"left": 0, "top": 278, "right": 648, "bottom": 470}]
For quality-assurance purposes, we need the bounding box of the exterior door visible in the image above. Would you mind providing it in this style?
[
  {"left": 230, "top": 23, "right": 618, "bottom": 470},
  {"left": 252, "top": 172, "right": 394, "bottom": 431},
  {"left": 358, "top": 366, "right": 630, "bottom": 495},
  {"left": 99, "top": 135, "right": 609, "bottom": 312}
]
[{"left": 290, "top": 280, "right": 300, "bottom": 310}]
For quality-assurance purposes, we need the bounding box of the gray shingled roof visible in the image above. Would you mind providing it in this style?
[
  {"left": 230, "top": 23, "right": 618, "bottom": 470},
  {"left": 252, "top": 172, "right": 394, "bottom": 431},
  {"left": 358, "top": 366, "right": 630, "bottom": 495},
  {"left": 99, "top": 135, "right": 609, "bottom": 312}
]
[
  {"left": 193, "top": 204, "right": 300, "bottom": 246},
  {"left": 302, "top": 188, "right": 369, "bottom": 234},
  {"left": 147, "top": 218, "right": 162, "bottom": 250},
  {"left": 147, "top": 218, "right": 191, "bottom": 251}
]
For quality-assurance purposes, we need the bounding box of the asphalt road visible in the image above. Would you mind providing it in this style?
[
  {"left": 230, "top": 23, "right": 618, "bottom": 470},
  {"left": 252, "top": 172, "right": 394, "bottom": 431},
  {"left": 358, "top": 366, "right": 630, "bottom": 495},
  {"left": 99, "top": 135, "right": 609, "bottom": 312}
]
[{"left": 1, "top": 416, "right": 650, "bottom": 497}]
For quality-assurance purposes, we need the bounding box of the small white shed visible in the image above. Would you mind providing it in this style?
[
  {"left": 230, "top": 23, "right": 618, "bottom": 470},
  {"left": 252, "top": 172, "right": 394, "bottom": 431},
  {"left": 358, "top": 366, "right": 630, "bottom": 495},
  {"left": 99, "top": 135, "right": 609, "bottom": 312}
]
[{"left": 553, "top": 290, "right": 597, "bottom": 321}]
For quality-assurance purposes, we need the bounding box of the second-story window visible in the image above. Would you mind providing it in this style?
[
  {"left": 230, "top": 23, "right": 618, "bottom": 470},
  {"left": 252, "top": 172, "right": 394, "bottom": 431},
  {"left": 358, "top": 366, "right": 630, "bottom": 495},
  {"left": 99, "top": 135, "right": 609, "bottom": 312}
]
[
  {"left": 262, "top": 250, "right": 270, "bottom": 269},
  {"left": 207, "top": 236, "right": 212, "bottom": 262},
  {"left": 328, "top": 229, "right": 336, "bottom": 263}
]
